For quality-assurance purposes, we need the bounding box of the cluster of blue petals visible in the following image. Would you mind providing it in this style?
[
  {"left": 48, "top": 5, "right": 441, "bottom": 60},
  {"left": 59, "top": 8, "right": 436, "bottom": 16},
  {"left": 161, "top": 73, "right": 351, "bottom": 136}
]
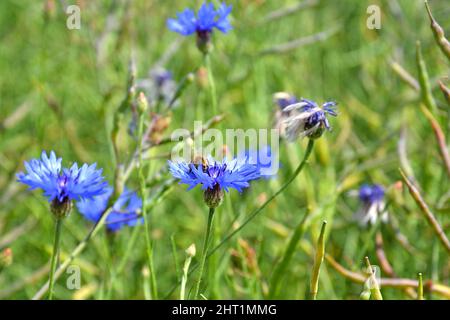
[
  {"left": 299, "top": 98, "right": 338, "bottom": 130},
  {"left": 168, "top": 156, "right": 261, "bottom": 193},
  {"left": 76, "top": 187, "right": 143, "bottom": 232},
  {"left": 167, "top": 2, "right": 232, "bottom": 36},
  {"left": 17, "top": 151, "right": 107, "bottom": 203},
  {"left": 358, "top": 184, "right": 385, "bottom": 204}
]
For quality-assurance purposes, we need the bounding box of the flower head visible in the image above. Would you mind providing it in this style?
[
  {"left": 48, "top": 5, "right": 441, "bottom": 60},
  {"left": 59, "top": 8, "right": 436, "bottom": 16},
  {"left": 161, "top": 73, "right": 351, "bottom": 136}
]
[
  {"left": 76, "top": 187, "right": 143, "bottom": 232},
  {"left": 354, "top": 184, "right": 388, "bottom": 226},
  {"left": 167, "top": 2, "right": 232, "bottom": 52},
  {"left": 169, "top": 156, "right": 260, "bottom": 193},
  {"left": 169, "top": 155, "right": 261, "bottom": 207},
  {"left": 17, "top": 151, "right": 107, "bottom": 217},
  {"left": 281, "top": 98, "right": 337, "bottom": 141}
]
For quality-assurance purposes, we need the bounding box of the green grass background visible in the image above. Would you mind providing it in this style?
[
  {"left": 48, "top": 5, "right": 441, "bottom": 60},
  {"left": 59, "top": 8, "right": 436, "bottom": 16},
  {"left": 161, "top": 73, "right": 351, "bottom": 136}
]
[{"left": 0, "top": 0, "right": 449, "bottom": 299}]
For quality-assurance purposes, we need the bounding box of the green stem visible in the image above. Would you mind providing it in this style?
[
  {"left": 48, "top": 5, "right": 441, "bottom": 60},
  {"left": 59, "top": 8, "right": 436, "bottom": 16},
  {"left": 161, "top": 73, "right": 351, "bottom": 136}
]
[
  {"left": 310, "top": 221, "right": 327, "bottom": 300},
  {"left": 418, "top": 273, "right": 424, "bottom": 300},
  {"left": 138, "top": 112, "right": 158, "bottom": 299},
  {"left": 204, "top": 54, "right": 218, "bottom": 115},
  {"left": 194, "top": 207, "right": 215, "bottom": 299},
  {"left": 48, "top": 218, "right": 63, "bottom": 300}
]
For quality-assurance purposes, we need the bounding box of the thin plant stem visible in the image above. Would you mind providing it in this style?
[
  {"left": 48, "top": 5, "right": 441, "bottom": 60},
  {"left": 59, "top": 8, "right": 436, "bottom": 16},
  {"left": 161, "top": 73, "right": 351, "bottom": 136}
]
[
  {"left": 418, "top": 273, "right": 424, "bottom": 300},
  {"left": 194, "top": 207, "right": 215, "bottom": 299},
  {"left": 180, "top": 244, "right": 196, "bottom": 300},
  {"left": 204, "top": 54, "right": 218, "bottom": 115},
  {"left": 48, "top": 218, "right": 63, "bottom": 300},
  {"left": 138, "top": 111, "right": 158, "bottom": 299},
  {"left": 310, "top": 220, "right": 327, "bottom": 300},
  {"left": 400, "top": 169, "right": 450, "bottom": 253}
]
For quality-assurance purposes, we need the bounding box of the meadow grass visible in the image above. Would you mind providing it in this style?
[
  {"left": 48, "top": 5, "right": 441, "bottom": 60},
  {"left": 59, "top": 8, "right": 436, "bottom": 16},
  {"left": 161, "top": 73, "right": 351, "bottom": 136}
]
[{"left": 0, "top": 0, "right": 449, "bottom": 300}]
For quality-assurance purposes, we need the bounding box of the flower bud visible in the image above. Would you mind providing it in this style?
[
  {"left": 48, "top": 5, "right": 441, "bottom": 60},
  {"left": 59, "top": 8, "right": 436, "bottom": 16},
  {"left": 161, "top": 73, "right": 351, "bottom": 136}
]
[
  {"left": 137, "top": 92, "right": 149, "bottom": 114},
  {"left": 360, "top": 290, "right": 371, "bottom": 300},
  {"left": 203, "top": 185, "right": 224, "bottom": 209},
  {"left": 196, "top": 31, "right": 213, "bottom": 55},
  {"left": 50, "top": 197, "right": 72, "bottom": 219},
  {"left": 185, "top": 244, "right": 196, "bottom": 257}
]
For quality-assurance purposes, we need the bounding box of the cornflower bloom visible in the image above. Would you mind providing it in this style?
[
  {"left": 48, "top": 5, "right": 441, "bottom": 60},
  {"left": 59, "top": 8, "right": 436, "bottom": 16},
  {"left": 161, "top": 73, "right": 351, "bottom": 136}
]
[
  {"left": 17, "top": 151, "right": 107, "bottom": 217},
  {"left": 354, "top": 184, "right": 388, "bottom": 226},
  {"left": 281, "top": 98, "right": 337, "bottom": 141},
  {"left": 17, "top": 151, "right": 107, "bottom": 299},
  {"left": 168, "top": 155, "right": 261, "bottom": 208},
  {"left": 76, "top": 187, "right": 143, "bottom": 232},
  {"left": 167, "top": 2, "right": 232, "bottom": 53}
]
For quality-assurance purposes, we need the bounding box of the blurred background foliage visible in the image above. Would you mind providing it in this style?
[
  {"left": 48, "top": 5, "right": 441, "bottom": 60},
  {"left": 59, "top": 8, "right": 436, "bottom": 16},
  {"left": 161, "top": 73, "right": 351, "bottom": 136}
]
[{"left": 0, "top": 0, "right": 449, "bottom": 299}]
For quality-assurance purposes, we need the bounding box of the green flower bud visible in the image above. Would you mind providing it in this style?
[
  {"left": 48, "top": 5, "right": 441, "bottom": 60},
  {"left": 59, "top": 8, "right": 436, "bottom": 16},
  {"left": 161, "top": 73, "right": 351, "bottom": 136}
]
[
  {"left": 203, "top": 185, "right": 224, "bottom": 209},
  {"left": 50, "top": 197, "right": 72, "bottom": 219}
]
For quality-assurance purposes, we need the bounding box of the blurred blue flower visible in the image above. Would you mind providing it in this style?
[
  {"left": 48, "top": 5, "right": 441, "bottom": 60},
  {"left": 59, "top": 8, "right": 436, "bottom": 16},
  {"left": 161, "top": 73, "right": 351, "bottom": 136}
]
[
  {"left": 358, "top": 184, "right": 385, "bottom": 204},
  {"left": 282, "top": 98, "right": 337, "bottom": 141},
  {"left": 355, "top": 184, "right": 388, "bottom": 226},
  {"left": 167, "top": 2, "right": 232, "bottom": 36},
  {"left": 168, "top": 155, "right": 261, "bottom": 193},
  {"left": 17, "top": 151, "right": 107, "bottom": 203},
  {"left": 76, "top": 187, "right": 143, "bottom": 232},
  {"left": 241, "top": 145, "right": 278, "bottom": 178},
  {"left": 273, "top": 92, "right": 298, "bottom": 111},
  {"left": 136, "top": 67, "right": 177, "bottom": 107}
]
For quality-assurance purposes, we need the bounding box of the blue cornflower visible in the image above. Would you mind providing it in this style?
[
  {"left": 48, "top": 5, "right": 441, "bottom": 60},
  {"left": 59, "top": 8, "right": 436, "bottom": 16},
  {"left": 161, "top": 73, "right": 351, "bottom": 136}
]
[
  {"left": 359, "top": 184, "right": 385, "bottom": 204},
  {"left": 281, "top": 98, "right": 337, "bottom": 141},
  {"left": 354, "top": 184, "right": 388, "bottom": 226},
  {"left": 167, "top": 2, "right": 232, "bottom": 52},
  {"left": 76, "top": 187, "right": 143, "bottom": 232},
  {"left": 17, "top": 151, "right": 107, "bottom": 217},
  {"left": 168, "top": 156, "right": 261, "bottom": 208}
]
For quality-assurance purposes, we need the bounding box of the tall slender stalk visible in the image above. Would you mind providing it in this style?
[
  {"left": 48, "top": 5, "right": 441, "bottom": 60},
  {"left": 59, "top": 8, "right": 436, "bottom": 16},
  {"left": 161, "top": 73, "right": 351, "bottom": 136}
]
[
  {"left": 310, "top": 220, "right": 327, "bottom": 300},
  {"left": 417, "top": 273, "right": 424, "bottom": 300},
  {"left": 48, "top": 218, "right": 63, "bottom": 300},
  {"left": 204, "top": 54, "right": 218, "bottom": 115},
  {"left": 138, "top": 108, "right": 158, "bottom": 299},
  {"left": 194, "top": 207, "right": 215, "bottom": 299},
  {"left": 181, "top": 244, "right": 196, "bottom": 300},
  {"left": 400, "top": 169, "right": 450, "bottom": 253}
]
